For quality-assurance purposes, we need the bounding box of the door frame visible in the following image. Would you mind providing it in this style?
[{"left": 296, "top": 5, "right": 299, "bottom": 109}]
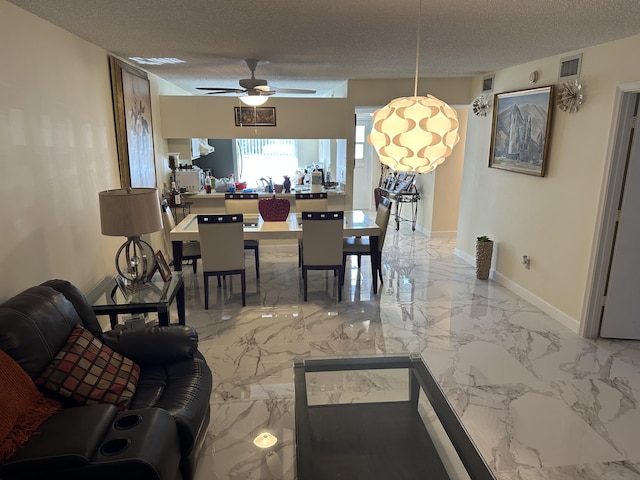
[
  {"left": 581, "top": 81, "right": 640, "bottom": 338},
  {"left": 353, "top": 108, "right": 378, "bottom": 211}
]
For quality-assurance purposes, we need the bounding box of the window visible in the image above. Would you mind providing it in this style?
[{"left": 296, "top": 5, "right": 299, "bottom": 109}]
[
  {"left": 355, "top": 125, "right": 365, "bottom": 160},
  {"left": 236, "top": 139, "right": 299, "bottom": 184}
]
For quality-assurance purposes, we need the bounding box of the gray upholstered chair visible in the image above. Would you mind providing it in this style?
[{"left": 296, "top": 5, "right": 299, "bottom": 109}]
[
  {"left": 197, "top": 214, "right": 246, "bottom": 307},
  {"left": 225, "top": 193, "right": 260, "bottom": 278},
  {"left": 301, "top": 211, "right": 344, "bottom": 301},
  {"left": 295, "top": 193, "right": 328, "bottom": 266},
  {"left": 343, "top": 197, "right": 392, "bottom": 285},
  {"left": 161, "top": 202, "right": 201, "bottom": 273}
]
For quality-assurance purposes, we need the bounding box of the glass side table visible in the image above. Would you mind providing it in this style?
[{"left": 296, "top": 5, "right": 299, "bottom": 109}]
[{"left": 85, "top": 273, "right": 185, "bottom": 329}]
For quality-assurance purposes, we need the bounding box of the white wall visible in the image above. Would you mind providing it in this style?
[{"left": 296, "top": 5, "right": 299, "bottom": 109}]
[
  {"left": 457, "top": 33, "right": 640, "bottom": 329},
  {"left": 0, "top": 1, "right": 174, "bottom": 300},
  {"left": 415, "top": 107, "right": 468, "bottom": 234},
  {"left": 0, "top": 1, "right": 119, "bottom": 299}
]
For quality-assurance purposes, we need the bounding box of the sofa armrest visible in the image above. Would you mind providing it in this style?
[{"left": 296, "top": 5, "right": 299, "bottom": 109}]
[
  {"left": 102, "top": 325, "right": 198, "bottom": 364},
  {"left": 0, "top": 404, "right": 117, "bottom": 477}
]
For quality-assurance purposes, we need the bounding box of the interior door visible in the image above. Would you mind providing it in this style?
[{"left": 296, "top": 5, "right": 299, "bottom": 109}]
[
  {"left": 352, "top": 114, "right": 375, "bottom": 211},
  {"left": 600, "top": 98, "right": 640, "bottom": 338}
]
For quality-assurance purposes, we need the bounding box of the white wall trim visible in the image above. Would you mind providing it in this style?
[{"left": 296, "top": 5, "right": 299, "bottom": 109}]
[
  {"left": 453, "top": 247, "right": 474, "bottom": 266},
  {"left": 493, "top": 272, "right": 579, "bottom": 334},
  {"left": 414, "top": 224, "right": 430, "bottom": 236},
  {"left": 455, "top": 249, "right": 580, "bottom": 334}
]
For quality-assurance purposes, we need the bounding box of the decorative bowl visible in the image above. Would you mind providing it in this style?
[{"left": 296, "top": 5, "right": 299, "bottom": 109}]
[{"left": 258, "top": 196, "right": 290, "bottom": 221}]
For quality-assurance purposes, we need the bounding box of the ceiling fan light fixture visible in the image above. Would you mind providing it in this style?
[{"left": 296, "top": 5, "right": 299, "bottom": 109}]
[
  {"left": 367, "top": 0, "right": 460, "bottom": 173},
  {"left": 240, "top": 94, "right": 269, "bottom": 106}
]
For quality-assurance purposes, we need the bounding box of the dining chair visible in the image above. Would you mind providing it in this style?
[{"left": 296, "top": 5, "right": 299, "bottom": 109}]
[
  {"left": 224, "top": 193, "right": 260, "bottom": 278},
  {"left": 295, "top": 193, "right": 328, "bottom": 267},
  {"left": 295, "top": 192, "right": 328, "bottom": 213},
  {"left": 301, "top": 211, "right": 344, "bottom": 301},
  {"left": 197, "top": 214, "right": 246, "bottom": 308},
  {"left": 342, "top": 196, "right": 392, "bottom": 285},
  {"left": 161, "top": 201, "right": 201, "bottom": 273}
]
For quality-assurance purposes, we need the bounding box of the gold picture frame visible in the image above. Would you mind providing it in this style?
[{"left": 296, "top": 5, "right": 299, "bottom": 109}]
[
  {"left": 489, "top": 86, "right": 554, "bottom": 177},
  {"left": 109, "top": 56, "right": 157, "bottom": 188},
  {"left": 234, "top": 106, "right": 276, "bottom": 126}
]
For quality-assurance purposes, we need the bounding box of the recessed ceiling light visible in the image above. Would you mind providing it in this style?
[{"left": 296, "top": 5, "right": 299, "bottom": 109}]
[{"left": 128, "top": 57, "right": 185, "bottom": 66}]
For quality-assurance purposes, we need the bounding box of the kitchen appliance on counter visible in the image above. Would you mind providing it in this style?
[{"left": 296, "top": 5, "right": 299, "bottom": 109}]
[{"left": 174, "top": 168, "right": 204, "bottom": 192}]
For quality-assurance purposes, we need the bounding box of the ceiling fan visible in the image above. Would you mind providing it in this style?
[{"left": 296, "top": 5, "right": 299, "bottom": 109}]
[{"left": 197, "top": 59, "right": 316, "bottom": 105}]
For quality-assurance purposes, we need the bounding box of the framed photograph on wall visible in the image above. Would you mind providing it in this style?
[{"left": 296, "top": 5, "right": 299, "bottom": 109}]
[
  {"left": 489, "top": 86, "right": 554, "bottom": 177},
  {"left": 234, "top": 106, "right": 276, "bottom": 126},
  {"left": 109, "top": 56, "right": 157, "bottom": 188}
]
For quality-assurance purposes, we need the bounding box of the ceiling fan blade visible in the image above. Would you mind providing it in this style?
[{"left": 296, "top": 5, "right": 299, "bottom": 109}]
[
  {"left": 254, "top": 85, "right": 315, "bottom": 95},
  {"left": 272, "top": 88, "right": 317, "bottom": 94},
  {"left": 197, "top": 87, "right": 245, "bottom": 92},
  {"left": 205, "top": 90, "right": 248, "bottom": 95},
  {"left": 254, "top": 85, "right": 275, "bottom": 93}
]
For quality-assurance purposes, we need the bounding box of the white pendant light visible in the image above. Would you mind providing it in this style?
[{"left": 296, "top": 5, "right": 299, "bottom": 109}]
[
  {"left": 367, "top": 0, "right": 460, "bottom": 174},
  {"left": 240, "top": 93, "right": 269, "bottom": 106}
]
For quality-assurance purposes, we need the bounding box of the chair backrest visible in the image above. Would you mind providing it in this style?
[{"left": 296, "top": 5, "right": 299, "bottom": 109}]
[
  {"left": 225, "top": 193, "right": 259, "bottom": 215},
  {"left": 295, "top": 192, "right": 328, "bottom": 213},
  {"left": 375, "top": 197, "right": 393, "bottom": 251},
  {"left": 301, "top": 211, "right": 344, "bottom": 266},
  {"left": 197, "top": 214, "right": 245, "bottom": 272},
  {"left": 160, "top": 202, "right": 176, "bottom": 261}
]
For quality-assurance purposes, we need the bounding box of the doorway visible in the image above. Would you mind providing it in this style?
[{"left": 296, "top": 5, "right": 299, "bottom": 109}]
[
  {"left": 352, "top": 108, "right": 378, "bottom": 211},
  {"left": 583, "top": 83, "right": 640, "bottom": 338}
]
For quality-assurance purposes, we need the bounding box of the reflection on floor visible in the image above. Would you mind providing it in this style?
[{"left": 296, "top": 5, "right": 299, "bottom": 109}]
[{"left": 183, "top": 227, "right": 640, "bottom": 480}]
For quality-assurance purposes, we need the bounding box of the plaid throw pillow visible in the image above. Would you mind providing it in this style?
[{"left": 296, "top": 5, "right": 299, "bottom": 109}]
[{"left": 36, "top": 325, "right": 140, "bottom": 410}]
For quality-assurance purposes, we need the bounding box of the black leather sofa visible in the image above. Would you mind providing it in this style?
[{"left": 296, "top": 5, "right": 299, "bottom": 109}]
[{"left": 0, "top": 279, "right": 212, "bottom": 480}]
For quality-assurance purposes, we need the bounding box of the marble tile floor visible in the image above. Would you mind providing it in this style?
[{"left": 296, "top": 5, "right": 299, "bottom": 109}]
[{"left": 180, "top": 227, "right": 640, "bottom": 480}]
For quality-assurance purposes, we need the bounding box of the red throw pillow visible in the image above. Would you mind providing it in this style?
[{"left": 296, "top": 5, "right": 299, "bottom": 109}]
[{"left": 36, "top": 326, "right": 140, "bottom": 410}]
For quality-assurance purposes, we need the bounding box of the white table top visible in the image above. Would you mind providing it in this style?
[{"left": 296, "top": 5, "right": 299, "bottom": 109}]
[{"left": 170, "top": 210, "right": 380, "bottom": 242}]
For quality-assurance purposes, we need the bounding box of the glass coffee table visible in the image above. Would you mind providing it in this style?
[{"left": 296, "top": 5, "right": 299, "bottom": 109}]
[
  {"left": 85, "top": 273, "right": 185, "bottom": 329},
  {"left": 293, "top": 354, "right": 495, "bottom": 480}
]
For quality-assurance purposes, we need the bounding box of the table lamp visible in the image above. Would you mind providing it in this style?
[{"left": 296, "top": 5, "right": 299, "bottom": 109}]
[{"left": 99, "top": 188, "right": 163, "bottom": 288}]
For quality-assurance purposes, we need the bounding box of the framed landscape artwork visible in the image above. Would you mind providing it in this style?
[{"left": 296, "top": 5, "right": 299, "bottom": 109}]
[
  {"left": 109, "top": 56, "right": 157, "bottom": 188},
  {"left": 489, "top": 86, "right": 554, "bottom": 177},
  {"left": 234, "top": 106, "right": 276, "bottom": 126}
]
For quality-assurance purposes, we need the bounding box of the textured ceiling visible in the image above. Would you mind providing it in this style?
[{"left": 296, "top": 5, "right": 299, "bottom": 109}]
[{"left": 8, "top": 0, "right": 640, "bottom": 97}]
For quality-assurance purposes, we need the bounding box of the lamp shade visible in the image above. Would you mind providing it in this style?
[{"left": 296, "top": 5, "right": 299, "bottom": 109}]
[
  {"left": 99, "top": 188, "right": 162, "bottom": 237},
  {"left": 367, "top": 95, "right": 460, "bottom": 173}
]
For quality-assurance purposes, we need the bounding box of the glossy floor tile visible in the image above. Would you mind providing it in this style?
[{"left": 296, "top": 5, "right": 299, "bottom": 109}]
[{"left": 181, "top": 226, "right": 640, "bottom": 480}]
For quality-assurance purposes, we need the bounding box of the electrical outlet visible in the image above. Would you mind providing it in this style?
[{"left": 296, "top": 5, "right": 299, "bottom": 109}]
[{"left": 522, "top": 255, "right": 531, "bottom": 270}]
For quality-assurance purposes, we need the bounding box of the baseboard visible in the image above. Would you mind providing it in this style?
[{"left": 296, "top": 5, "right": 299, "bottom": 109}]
[
  {"left": 453, "top": 247, "right": 474, "bottom": 266},
  {"left": 414, "top": 224, "right": 430, "bottom": 236},
  {"left": 454, "top": 249, "right": 580, "bottom": 334}
]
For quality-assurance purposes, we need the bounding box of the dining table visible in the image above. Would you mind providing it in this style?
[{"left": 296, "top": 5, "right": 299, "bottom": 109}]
[{"left": 169, "top": 210, "right": 382, "bottom": 293}]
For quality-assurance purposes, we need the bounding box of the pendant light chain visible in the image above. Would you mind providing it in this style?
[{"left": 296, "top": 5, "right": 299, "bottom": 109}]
[
  {"left": 414, "top": 0, "right": 422, "bottom": 97},
  {"left": 366, "top": 0, "right": 461, "bottom": 173}
]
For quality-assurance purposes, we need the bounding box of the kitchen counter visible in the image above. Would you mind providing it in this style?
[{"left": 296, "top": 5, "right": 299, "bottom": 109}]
[{"left": 184, "top": 189, "right": 345, "bottom": 214}]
